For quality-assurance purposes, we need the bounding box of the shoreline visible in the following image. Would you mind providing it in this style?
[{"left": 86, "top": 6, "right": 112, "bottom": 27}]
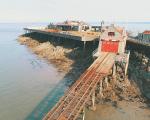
[
  {"left": 18, "top": 33, "right": 96, "bottom": 81},
  {"left": 18, "top": 36, "right": 74, "bottom": 73},
  {"left": 18, "top": 33, "right": 150, "bottom": 120}
]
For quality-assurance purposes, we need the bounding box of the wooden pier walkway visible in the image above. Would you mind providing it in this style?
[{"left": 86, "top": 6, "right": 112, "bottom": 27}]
[
  {"left": 43, "top": 52, "right": 116, "bottom": 120},
  {"left": 24, "top": 28, "right": 100, "bottom": 42}
]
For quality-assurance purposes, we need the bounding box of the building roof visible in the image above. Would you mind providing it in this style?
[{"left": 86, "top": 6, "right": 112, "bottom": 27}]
[
  {"left": 101, "top": 25, "right": 127, "bottom": 41},
  {"left": 143, "top": 30, "right": 150, "bottom": 34},
  {"left": 102, "top": 25, "right": 124, "bottom": 35}
]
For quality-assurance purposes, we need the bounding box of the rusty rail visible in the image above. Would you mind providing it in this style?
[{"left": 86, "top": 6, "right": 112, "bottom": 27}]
[{"left": 43, "top": 52, "right": 116, "bottom": 120}]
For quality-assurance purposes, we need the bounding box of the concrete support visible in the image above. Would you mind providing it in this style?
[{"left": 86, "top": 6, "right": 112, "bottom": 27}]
[
  {"left": 25, "top": 30, "right": 27, "bottom": 34},
  {"left": 82, "top": 107, "right": 85, "bottom": 120},
  {"left": 91, "top": 90, "right": 96, "bottom": 111},
  {"left": 104, "top": 76, "right": 109, "bottom": 88},
  {"left": 83, "top": 41, "right": 86, "bottom": 51},
  {"left": 99, "top": 80, "right": 103, "bottom": 97},
  {"left": 112, "top": 63, "right": 116, "bottom": 77},
  {"left": 57, "top": 37, "right": 60, "bottom": 44},
  {"left": 93, "top": 40, "right": 96, "bottom": 46},
  {"left": 146, "top": 59, "right": 150, "bottom": 72},
  {"left": 39, "top": 33, "right": 41, "bottom": 39},
  {"left": 125, "top": 51, "right": 130, "bottom": 76},
  {"left": 112, "top": 63, "right": 116, "bottom": 83}
]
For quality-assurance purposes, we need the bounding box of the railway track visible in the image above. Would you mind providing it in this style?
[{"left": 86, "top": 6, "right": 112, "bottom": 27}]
[{"left": 43, "top": 52, "right": 116, "bottom": 120}]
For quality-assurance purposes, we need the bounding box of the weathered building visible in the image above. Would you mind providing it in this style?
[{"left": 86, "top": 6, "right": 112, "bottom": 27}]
[
  {"left": 93, "top": 24, "right": 129, "bottom": 77},
  {"left": 138, "top": 30, "right": 150, "bottom": 42},
  {"left": 91, "top": 26, "right": 101, "bottom": 32},
  {"left": 55, "top": 21, "right": 91, "bottom": 32},
  {"left": 98, "top": 25, "right": 127, "bottom": 54}
]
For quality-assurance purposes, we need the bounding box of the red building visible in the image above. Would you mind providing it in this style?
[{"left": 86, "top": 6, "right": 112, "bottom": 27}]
[
  {"left": 98, "top": 25, "right": 127, "bottom": 54},
  {"left": 93, "top": 24, "right": 130, "bottom": 78}
]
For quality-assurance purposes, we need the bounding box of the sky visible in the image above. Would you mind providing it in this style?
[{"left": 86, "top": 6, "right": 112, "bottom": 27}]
[{"left": 0, "top": 0, "right": 150, "bottom": 22}]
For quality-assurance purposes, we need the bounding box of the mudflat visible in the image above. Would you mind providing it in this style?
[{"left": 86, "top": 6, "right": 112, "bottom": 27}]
[{"left": 86, "top": 101, "right": 150, "bottom": 120}]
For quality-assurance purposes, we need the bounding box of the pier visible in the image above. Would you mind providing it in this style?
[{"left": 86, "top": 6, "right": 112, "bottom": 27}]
[
  {"left": 43, "top": 52, "right": 116, "bottom": 120},
  {"left": 127, "top": 37, "right": 150, "bottom": 47},
  {"left": 23, "top": 24, "right": 131, "bottom": 120},
  {"left": 24, "top": 28, "right": 100, "bottom": 42}
]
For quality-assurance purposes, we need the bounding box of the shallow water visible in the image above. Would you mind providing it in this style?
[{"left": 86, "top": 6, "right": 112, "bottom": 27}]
[{"left": 0, "top": 23, "right": 72, "bottom": 120}]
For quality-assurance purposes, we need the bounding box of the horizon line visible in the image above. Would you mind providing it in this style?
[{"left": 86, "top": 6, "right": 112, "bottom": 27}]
[{"left": 0, "top": 21, "right": 150, "bottom": 24}]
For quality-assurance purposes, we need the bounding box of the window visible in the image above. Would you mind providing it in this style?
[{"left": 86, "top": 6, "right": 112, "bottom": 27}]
[
  {"left": 72, "top": 26, "right": 79, "bottom": 31},
  {"left": 108, "top": 32, "right": 115, "bottom": 36}
]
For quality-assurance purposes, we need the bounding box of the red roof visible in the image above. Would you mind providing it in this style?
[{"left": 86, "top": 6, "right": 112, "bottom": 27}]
[{"left": 143, "top": 31, "right": 150, "bottom": 34}]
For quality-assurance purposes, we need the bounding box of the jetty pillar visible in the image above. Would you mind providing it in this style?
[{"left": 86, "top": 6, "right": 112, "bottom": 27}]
[
  {"left": 99, "top": 80, "right": 103, "bottom": 97},
  {"left": 83, "top": 41, "right": 86, "bottom": 51},
  {"left": 112, "top": 64, "right": 116, "bottom": 77},
  {"left": 57, "top": 37, "right": 61, "bottom": 44},
  {"left": 125, "top": 51, "right": 130, "bottom": 76},
  {"left": 146, "top": 59, "right": 150, "bottom": 72},
  {"left": 112, "top": 63, "right": 117, "bottom": 84},
  {"left": 25, "top": 30, "right": 27, "bottom": 34},
  {"left": 82, "top": 107, "right": 85, "bottom": 120},
  {"left": 91, "top": 90, "right": 96, "bottom": 111},
  {"left": 104, "top": 76, "right": 109, "bottom": 88},
  {"left": 93, "top": 40, "right": 96, "bottom": 46}
]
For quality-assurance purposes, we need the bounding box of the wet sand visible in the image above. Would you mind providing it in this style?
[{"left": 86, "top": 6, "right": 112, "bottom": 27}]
[{"left": 85, "top": 101, "right": 150, "bottom": 120}]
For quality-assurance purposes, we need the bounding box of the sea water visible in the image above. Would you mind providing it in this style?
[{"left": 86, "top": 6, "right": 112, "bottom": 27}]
[{"left": 0, "top": 23, "right": 72, "bottom": 120}]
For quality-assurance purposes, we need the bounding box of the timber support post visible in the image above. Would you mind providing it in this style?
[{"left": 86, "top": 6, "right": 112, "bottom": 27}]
[
  {"left": 112, "top": 63, "right": 116, "bottom": 80},
  {"left": 147, "top": 59, "right": 150, "bottom": 72},
  {"left": 93, "top": 40, "right": 96, "bottom": 47},
  {"left": 124, "top": 51, "right": 130, "bottom": 85},
  {"left": 57, "top": 37, "right": 60, "bottom": 44},
  {"left": 91, "top": 90, "right": 96, "bottom": 111},
  {"left": 83, "top": 41, "right": 86, "bottom": 52},
  {"left": 104, "top": 76, "right": 109, "bottom": 88},
  {"left": 82, "top": 107, "right": 85, "bottom": 120},
  {"left": 113, "top": 63, "right": 116, "bottom": 76},
  {"left": 99, "top": 80, "right": 103, "bottom": 97},
  {"left": 25, "top": 30, "right": 27, "bottom": 34},
  {"left": 125, "top": 51, "right": 130, "bottom": 77}
]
